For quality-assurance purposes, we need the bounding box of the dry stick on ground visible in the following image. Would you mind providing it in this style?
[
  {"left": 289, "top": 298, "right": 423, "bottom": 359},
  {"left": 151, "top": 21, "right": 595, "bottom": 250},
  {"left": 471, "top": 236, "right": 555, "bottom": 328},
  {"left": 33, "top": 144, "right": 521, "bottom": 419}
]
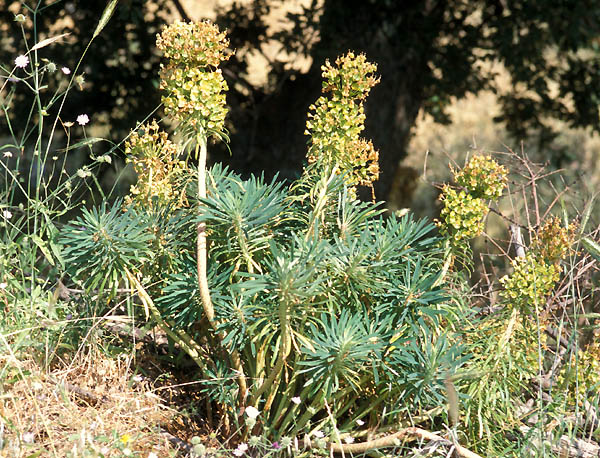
[
  {"left": 318, "top": 427, "right": 483, "bottom": 458},
  {"left": 194, "top": 132, "right": 248, "bottom": 407}
]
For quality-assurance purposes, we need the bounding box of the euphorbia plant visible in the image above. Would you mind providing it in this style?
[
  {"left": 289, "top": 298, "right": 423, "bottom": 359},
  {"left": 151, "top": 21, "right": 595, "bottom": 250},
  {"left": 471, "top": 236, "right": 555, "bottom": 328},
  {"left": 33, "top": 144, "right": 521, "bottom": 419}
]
[
  {"left": 61, "top": 21, "right": 472, "bottom": 455},
  {"left": 156, "top": 20, "right": 248, "bottom": 406}
]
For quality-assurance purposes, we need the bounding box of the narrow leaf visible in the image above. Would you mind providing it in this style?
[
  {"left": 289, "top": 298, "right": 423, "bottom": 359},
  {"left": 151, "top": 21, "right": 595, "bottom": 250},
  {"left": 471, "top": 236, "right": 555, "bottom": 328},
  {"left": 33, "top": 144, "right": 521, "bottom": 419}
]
[
  {"left": 31, "top": 235, "right": 55, "bottom": 266},
  {"left": 582, "top": 237, "right": 600, "bottom": 262},
  {"left": 93, "top": 0, "right": 118, "bottom": 38},
  {"left": 580, "top": 194, "right": 596, "bottom": 234},
  {"left": 57, "top": 137, "right": 105, "bottom": 152},
  {"left": 30, "top": 33, "right": 70, "bottom": 51}
]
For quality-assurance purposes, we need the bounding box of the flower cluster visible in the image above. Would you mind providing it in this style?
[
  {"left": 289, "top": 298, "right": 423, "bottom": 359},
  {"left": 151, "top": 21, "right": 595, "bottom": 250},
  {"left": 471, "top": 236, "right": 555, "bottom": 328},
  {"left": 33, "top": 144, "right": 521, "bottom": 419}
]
[
  {"left": 500, "top": 218, "right": 575, "bottom": 311},
  {"left": 437, "top": 185, "right": 488, "bottom": 242},
  {"left": 500, "top": 252, "right": 560, "bottom": 309},
  {"left": 124, "top": 120, "right": 187, "bottom": 207},
  {"left": 558, "top": 339, "right": 600, "bottom": 406},
  {"left": 156, "top": 20, "right": 229, "bottom": 68},
  {"left": 531, "top": 216, "right": 576, "bottom": 264},
  {"left": 436, "top": 155, "right": 507, "bottom": 243},
  {"left": 306, "top": 52, "right": 380, "bottom": 195},
  {"left": 157, "top": 20, "right": 231, "bottom": 135},
  {"left": 453, "top": 155, "right": 508, "bottom": 200}
]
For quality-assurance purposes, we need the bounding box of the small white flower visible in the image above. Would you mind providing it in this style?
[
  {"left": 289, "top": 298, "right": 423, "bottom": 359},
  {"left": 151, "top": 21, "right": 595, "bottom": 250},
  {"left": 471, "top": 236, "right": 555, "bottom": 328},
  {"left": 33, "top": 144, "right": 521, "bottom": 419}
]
[
  {"left": 22, "top": 432, "right": 35, "bottom": 443},
  {"left": 245, "top": 406, "right": 260, "bottom": 419},
  {"left": 291, "top": 396, "right": 301, "bottom": 405},
  {"left": 344, "top": 436, "right": 355, "bottom": 444},
  {"left": 15, "top": 55, "right": 29, "bottom": 68},
  {"left": 313, "top": 430, "right": 324, "bottom": 438},
  {"left": 356, "top": 419, "right": 365, "bottom": 426},
  {"left": 76, "top": 168, "right": 91, "bottom": 179},
  {"left": 4, "top": 151, "right": 13, "bottom": 158},
  {"left": 233, "top": 444, "right": 248, "bottom": 457},
  {"left": 61, "top": 66, "right": 71, "bottom": 74},
  {"left": 76, "top": 114, "right": 89, "bottom": 126},
  {"left": 96, "top": 154, "right": 112, "bottom": 164},
  {"left": 0, "top": 282, "right": 7, "bottom": 290},
  {"left": 2, "top": 210, "right": 12, "bottom": 219}
]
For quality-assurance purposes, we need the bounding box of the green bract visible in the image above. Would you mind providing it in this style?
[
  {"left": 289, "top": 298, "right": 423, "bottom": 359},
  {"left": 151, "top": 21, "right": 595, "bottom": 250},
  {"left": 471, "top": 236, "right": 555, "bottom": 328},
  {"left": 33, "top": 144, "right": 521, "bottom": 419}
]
[
  {"left": 124, "top": 120, "right": 188, "bottom": 208},
  {"left": 454, "top": 155, "right": 508, "bottom": 200},
  {"left": 437, "top": 185, "right": 488, "bottom": 242},
  {"left": 306, "top": 52, "right": 380, "bottom": 195},
  {"left": 157, "top": 20, "right": 231, "bottom": 136},
  {"left": 499, "top": 252, "right": 560, "bottom": 310}
]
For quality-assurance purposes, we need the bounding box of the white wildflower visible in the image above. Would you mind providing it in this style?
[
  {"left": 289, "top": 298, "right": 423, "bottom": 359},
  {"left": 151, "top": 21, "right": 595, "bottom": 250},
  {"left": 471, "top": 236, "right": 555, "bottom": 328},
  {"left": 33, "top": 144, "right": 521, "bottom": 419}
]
[
  {"left": 356, "top": 419, "right": 365, "bottom": 426},
  {"left": 3, "top": 151, "right": 12, "bottom": 158},
  {"left": 245, "top": 406, "right": 260, "bottom": 419},
  {"left": 344, "top": 436, "right": 355, "bottom": 444},
  {"left": 76, "top": 168, "right": 91, "bottom": 179},
  {"left": 2, "top": 210, "right": 12, "bottom": 219},
  {"left": 291, "top": 396, "right": 301, "bottom": 405},
  {"left": 76, "top": 114, "right": 89, "bottom": 126},
  {"left": 61, "top": 66, "right": 71, "bottom": 74},
  {"left": 22, "top": 432, "right": 35, "bottom": 443},
  {"left": 95, "top": 154, "right": 112, "bottom": 164},
  {"left": 15, "top": 55, "right": 29, "bottom": 68}
]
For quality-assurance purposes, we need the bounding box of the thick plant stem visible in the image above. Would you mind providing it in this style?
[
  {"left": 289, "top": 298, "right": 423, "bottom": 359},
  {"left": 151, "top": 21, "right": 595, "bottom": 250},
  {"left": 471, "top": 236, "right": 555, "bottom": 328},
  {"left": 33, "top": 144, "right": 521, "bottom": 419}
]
[
  {"left": 124, "top": 268, "right": 207, "bottom": 370},
  {"left": 249, "top": 299, "right": 291, "bottom": 406},
  {"left": 194, "top": 131, "right": 248, "bottom": 406},
  {"left": 196, "top": 132, "right": 214, "bottom": 323}
]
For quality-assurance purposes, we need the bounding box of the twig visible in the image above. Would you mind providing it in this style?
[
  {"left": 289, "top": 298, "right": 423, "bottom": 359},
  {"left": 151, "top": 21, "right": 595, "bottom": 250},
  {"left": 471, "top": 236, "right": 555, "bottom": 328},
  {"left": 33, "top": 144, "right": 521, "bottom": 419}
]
[
  {"left": 53, "top": 380, "right": 107, "bottom": 405},
  {"left": 170, "top": 0, "right": 190, "bottom": 22},
  {"left": 159, "top": 427, "right": 194, "bottom": 456},
  {"left": 318, "top": 427, "right": 483, "bottom": 458}
]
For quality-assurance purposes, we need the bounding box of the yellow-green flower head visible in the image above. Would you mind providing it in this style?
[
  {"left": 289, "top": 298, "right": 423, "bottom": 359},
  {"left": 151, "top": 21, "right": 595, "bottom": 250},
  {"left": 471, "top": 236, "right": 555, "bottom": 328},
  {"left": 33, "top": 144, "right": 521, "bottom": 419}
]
[
  {"left": 306, "top": 52, "right": 380, "bottom": 193},
  {"left": 124, "top": 120, "right": 187, "bottom": 207},
  {"left": 531, "top": 216, "right": 576, "bottom": 264},
  {"left": 437, "top": 185, "right": 488, "bottom": 242},
  {"left": 156, "top": 20, "right": 231, "bottom": 69},
  {"left": 321, "top": 52, "right": 379, "bottom": 102},
  {"left": 453, "top": 155, "right": 508, "bottom": 200},
  {"left": 160, "top": 67, "right": 229, "bottom": 133},
  {"left": 157, "top": 21, "right": 232, "bottom": 135},
  {"left": 500, "top": 252, "right": 560, "bottom": 309}
]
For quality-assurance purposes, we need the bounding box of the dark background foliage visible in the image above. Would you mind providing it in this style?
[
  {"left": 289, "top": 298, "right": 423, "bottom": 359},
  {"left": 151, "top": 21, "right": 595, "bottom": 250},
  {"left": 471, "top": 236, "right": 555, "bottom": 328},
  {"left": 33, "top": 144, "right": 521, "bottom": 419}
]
[{"left": 3, "top": 0, "right": 600, "bottom": 201}]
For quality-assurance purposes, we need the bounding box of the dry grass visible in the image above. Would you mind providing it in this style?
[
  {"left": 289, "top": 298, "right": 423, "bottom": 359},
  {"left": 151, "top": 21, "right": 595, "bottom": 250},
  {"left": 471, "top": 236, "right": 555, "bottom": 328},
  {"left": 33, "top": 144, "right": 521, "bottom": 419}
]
[{"left": 0, "top": 342, "right": 191, "bottom": 457}]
